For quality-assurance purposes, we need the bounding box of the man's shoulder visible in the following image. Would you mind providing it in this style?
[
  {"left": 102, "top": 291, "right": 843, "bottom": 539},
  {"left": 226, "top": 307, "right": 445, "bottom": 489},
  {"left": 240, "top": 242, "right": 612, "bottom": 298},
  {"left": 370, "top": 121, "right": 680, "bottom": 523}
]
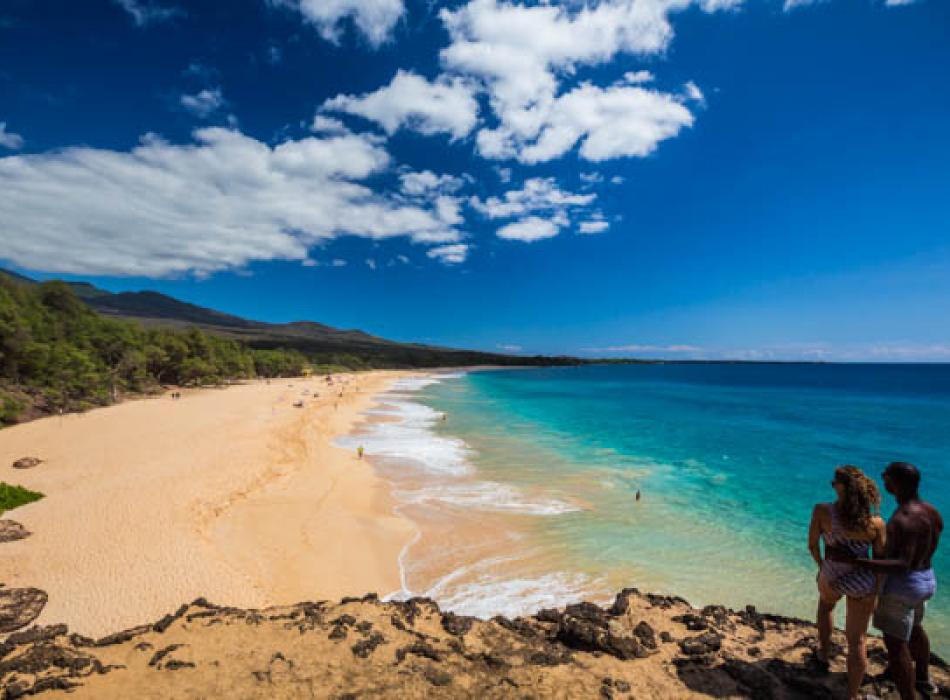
[
  {"left": 919, "top": 501, "right": 944, "bottom": 528},
  {"left": 895, "top": 501, "right": 943, "bottom": 530}
]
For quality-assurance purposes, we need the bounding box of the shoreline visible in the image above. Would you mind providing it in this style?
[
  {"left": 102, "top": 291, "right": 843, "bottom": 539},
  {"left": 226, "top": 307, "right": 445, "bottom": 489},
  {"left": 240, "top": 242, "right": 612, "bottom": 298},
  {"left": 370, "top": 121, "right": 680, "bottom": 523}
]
[
  {"left": 336, "top": 370, "right": 613, "bottom": 620},
  {"left": 0, "top": 370, "right": 417, "bottom": 637}
]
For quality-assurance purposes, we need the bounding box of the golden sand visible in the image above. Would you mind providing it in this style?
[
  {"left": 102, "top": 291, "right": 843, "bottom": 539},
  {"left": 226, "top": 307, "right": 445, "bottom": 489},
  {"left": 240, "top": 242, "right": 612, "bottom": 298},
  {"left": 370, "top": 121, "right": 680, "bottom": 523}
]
[{"left": 0, "top": 372, "right": 416, "bottom": 637}]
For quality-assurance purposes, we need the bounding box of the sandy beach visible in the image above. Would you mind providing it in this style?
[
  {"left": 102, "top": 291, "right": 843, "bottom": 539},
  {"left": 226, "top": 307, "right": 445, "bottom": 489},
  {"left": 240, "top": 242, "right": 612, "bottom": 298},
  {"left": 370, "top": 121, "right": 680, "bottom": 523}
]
[{"left": 0, "top": 371, "right": 417, "bottom": 637}]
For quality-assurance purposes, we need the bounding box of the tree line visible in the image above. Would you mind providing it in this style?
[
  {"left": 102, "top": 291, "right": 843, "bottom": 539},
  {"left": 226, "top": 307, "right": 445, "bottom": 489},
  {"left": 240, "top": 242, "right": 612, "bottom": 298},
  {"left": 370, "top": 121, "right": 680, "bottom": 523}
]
[{"left": 0, "top": 277, "right": 307, "bottom": 424}]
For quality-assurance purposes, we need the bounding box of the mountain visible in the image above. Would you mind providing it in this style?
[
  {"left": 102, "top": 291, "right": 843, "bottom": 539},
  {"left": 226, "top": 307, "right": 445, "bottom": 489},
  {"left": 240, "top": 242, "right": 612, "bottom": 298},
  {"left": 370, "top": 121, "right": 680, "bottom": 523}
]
[{"left": 0, "top": 268, "right": 578, "bottom": 368}]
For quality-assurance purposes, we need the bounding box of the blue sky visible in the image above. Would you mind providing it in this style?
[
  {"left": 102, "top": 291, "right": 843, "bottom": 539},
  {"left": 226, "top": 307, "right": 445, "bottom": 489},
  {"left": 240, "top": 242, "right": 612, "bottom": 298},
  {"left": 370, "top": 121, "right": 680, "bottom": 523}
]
[{"left": 1, "top": 0, "right": 948, "bottom": 360}]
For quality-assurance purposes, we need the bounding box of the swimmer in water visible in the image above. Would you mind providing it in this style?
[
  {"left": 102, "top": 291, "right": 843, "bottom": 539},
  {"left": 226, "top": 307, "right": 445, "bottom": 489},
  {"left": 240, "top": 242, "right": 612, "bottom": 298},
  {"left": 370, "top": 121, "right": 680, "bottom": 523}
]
[{"left": 636, "top": 490, "right": 641, "bottom": 501}]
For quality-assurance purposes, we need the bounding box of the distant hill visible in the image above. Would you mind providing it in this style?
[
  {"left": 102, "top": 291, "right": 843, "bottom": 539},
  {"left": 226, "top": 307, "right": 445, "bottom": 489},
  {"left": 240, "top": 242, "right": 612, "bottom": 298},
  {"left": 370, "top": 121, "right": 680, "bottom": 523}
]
[{"left": 0, "top": 268, "right": 579, "bottom": 369}]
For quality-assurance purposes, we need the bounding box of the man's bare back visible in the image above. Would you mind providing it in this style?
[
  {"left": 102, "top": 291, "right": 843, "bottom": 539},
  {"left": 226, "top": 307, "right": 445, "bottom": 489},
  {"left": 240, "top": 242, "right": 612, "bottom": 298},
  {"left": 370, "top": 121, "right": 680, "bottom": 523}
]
[{"left": 886, "top": 500, "right": 943, "bottom": 571}]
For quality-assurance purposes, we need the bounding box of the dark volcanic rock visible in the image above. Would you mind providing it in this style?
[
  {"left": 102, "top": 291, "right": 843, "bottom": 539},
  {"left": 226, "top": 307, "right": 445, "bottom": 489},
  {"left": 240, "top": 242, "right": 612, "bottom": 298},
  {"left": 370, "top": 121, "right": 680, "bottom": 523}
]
[
  {"left": 395, "top": 641, "right": 442, "bottom": 664},
  {"left": 672, "top": 613, "right": 708, "bottom": 631},
  {"left": 11, "top": 457, "right": 42, "bottom": 470},
  {"left": 441, "top": 611, "right": 475, "bottom": 637},
  {"left": 555, "top": 609, "right": 647, "bottom": 660},
  {"left": 0, "top": 587, "right": 47, "bottom": 633},
  {"left": 679, "top": 632, "right": 723, "bottom": 657},
  {"left": 0, "top": 519, "right": 31, "bottom": 543},
  {"left": 148, "top": 644, "right": 185, "bottom": 667},
  {"left": 608, "top": 588, "right": 641, "bottom": 616},
  {"left": 95, "top": 624, "right": 152, "bottom": 647},
  {"left": 351, "top": 632, "right": 386, "bottom": 658},
  {"left": 633, "top": 620, "right": 657, "bottom": 649}
]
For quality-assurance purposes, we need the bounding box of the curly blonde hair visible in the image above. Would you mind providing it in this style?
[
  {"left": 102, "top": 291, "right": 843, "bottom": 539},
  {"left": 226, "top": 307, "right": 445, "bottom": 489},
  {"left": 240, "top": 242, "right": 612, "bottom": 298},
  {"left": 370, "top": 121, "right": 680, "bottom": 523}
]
[{"left": 834, "top": 465, "right": 881, "bottom": 532}]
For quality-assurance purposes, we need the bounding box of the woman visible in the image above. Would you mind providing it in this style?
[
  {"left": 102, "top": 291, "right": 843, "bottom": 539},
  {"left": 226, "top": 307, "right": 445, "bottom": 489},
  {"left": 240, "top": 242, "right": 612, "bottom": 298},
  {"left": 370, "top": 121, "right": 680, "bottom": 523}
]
[{"left": 808, "top": 465, "right": 886, "bottom": 700}]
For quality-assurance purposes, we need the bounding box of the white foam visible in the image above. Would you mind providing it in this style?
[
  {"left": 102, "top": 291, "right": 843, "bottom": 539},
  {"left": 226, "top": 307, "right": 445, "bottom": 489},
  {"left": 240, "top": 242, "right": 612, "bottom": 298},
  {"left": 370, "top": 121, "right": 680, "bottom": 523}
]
[
  {"left": 397, "top": 481, "right": 578, "bottom": 516},
  {"left": 421, "top": 557, "right": 601, "bottom": 619},
  {"left": 343, "top": 371, "right": 589, "bottom": 618},
  {"left": 335, "top": 377, "right": 472, "bottom": 476}
]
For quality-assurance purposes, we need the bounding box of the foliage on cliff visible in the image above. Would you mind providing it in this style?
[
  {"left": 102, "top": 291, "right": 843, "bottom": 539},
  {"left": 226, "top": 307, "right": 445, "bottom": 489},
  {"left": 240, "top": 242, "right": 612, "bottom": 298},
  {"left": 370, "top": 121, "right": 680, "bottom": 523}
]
[{"left": 0, "top": 277, "right": 307, "bottom": 422}]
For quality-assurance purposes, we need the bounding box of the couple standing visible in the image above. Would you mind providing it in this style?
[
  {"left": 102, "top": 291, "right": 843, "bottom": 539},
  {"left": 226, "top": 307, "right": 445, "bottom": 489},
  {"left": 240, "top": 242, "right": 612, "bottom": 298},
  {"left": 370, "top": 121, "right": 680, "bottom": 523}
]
[{"left": 808, "top": 462, "right": 943, "bottom": 700}]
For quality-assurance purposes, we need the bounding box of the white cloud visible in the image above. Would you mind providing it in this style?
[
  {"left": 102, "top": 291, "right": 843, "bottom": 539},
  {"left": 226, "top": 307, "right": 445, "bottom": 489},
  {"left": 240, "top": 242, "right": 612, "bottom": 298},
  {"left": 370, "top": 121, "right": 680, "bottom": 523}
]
[
  {"left": 683, "top": 80, "right": 705, "bottom": 104},
  {"left": 884, "top": 0, "right": 917, "bottom": 5},
  {"left": 438, "top": 0, "right": 728, "bottom": 163},
  {"left": 366, "top": 258, "right": 377, "bottom": 270},
  {"left": 311, "top": 115, "right": 349, "bottom": 135},
  {"left": 0, "top": 122, "right": 24, "bottom": 150},
  {"left": 497, "top": 343, "right": 523, "bottom": 352},
  {"left": 114, "top": 0, "right": 180, "bottom": 26},
  {"left": 399, "top": 169, "right": 465, "bottom": 196},
  {"left": 470, "top": 177, "right": 594, "bottom": 219},
  {"left": 427, "top": 243, "right": 469, "bottom": 264},
  {"left": 579, "top": 219, "right": 609, "bottom": 234},
  {"left": 495, "top": 166, "right": 512, "bottom": 183},
  {"left": 610, "top": 175, "right": 626, "bottom": 185},
  {"left": 272, "top": 0, "right": 405, "bottom": 47},
  {"left": 584, "top": 343, "right": 704, "bottom": 354},
  {"left": 302, "top": 256, "right": 350, "bottom": 268},
  {"left": 0, "top": 128, "right": 464, "bottom": 277},
  {"left": 496, "top": 216, "right": 561, "bottom": 242},
  {"left": 434, "top": 196, "right": 464, "bottom": 226},
  {"left": 322, "top": 71, "right": 478, "bottom": 139},
  {"left": 579, "top": 172, "right": 603, "bottom": 184},
  {"left": 180, "top": 88, "right": 225, "bottom": 118},
  {"left": 623, "top": 70, "right": 655, "bottom": 84},
  {"left": 477, "top": 82, "right": 694, "bottom": 163}
]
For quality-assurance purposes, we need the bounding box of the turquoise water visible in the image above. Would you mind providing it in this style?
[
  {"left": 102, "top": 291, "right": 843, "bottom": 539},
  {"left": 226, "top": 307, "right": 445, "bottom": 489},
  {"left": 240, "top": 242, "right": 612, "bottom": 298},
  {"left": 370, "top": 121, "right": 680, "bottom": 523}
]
[{"left": 414, "top": 364, "right": 950, "bottom": 656}]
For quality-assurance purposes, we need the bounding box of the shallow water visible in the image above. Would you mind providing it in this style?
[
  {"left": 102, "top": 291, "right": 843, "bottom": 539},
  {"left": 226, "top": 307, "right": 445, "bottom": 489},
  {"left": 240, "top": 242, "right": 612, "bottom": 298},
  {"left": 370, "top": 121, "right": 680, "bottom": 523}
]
[{"left": 341, "top": 364, "right": 950, "bottom": 657}]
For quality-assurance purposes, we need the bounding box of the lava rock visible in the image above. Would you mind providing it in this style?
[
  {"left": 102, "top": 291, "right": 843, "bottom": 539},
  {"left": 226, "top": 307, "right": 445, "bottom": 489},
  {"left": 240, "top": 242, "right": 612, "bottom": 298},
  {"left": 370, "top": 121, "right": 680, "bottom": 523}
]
[
  {"left": 11, "top": 457, "right": 42, "bottom": 470},
  {"left": 679, "top": 632, "right": 723, "bottom": 657},
  {"left": 633, "top": 620, "right": 657, "bottom": 649},
  {"left": 0, "top": 587, "right": 47, "bottom": 633},
  {"left": 441, "top": 611, "right": 475, "bottom": 637},
  {"left": 351, "top": 632, "right": 386, "bottom": 659},
  {"left": 672, "top": 613, "right": 708, "bottom": 631},
  {"left": 0, "top": 520, "right": 31, "bottom": 543}
]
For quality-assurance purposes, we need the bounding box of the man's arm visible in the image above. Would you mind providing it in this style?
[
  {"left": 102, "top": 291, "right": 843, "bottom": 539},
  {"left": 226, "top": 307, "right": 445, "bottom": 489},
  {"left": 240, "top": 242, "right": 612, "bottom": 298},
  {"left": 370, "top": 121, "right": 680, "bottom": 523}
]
[{"left": 854, "top": 515, "right": 913, "bottom": 573}]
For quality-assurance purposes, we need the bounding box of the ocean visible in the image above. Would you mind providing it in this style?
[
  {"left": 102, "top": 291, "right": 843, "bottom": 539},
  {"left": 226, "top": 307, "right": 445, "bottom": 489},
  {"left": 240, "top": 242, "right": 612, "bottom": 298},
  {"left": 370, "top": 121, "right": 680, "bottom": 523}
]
[{"left": 338, "top": 364, "right": 950, "bottom": 657}]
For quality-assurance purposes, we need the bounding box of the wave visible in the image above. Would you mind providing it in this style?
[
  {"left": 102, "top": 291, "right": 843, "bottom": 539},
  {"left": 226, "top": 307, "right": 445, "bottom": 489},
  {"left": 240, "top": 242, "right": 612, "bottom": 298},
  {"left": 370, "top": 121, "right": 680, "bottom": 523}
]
[
  {"left": 396, "top": 481, "right": 578, "bottom": 516},
  {"left": 335, "top": 377, "right": 472, "bottom": 476},
  {"left": 343, "top": 371, "right": 586, "bottom": 617},
  {"left": 418, "top": 555, "right": 603, "bottom": 619}
]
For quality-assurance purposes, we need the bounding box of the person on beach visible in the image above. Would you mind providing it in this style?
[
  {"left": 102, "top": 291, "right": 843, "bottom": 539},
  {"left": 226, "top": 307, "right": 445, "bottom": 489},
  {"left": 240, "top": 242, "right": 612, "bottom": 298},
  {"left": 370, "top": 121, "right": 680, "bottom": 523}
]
[
  {"left": 808, "top": 465, "right": 886, "bottom": 699},
  {"left": 849, "top": 462, "right": 943, "bottom": 700},
  {"left": 357, "top": 446, "right": 364, "bottom": 460}
]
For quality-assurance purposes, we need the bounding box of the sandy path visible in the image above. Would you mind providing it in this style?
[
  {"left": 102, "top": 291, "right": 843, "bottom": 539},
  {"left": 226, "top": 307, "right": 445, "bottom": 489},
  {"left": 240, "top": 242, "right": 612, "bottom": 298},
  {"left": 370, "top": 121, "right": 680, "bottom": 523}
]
[{"left": 0, "top": 371, "right": 416, "bottom": 637}]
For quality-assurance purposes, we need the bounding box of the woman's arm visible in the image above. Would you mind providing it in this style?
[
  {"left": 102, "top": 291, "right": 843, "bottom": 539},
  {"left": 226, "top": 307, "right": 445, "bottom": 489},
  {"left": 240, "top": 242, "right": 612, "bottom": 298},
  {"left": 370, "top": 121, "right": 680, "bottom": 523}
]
[
  {"left": 808, "top": 504, "right": 824, "bottom": 567},
  {"left": 871, "top": 517, "right": 886, "bottom": 559}
]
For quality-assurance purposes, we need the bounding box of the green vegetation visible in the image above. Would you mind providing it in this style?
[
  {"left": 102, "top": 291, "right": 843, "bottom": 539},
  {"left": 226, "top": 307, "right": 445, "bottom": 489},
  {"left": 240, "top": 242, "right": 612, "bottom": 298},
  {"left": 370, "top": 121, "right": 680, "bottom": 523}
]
[
  {"left": 0, "top": 276, "right": 308, "bottom": 423},
  {"left": 0, "top": 482, "right": 44, "bottom": 515},
  {"left": 3, "top": 267, "right": 586, "bottom": 373}
]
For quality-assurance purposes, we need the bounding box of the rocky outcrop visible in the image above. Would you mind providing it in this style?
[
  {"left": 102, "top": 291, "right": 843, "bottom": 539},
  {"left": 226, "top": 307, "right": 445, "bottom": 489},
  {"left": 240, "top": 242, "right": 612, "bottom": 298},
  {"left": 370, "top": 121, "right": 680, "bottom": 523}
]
[
  {"left": 10, "top": 458, "right": 42, "bottom": 470},
  {"left": 0, "top": 588, "right": 47, "bottom": 634},
  {"left": 0, "top": 589, "right": 947, "bottom": 698},
  {"left": 0, "top": 521, "right": 30, "bottom": 544}
]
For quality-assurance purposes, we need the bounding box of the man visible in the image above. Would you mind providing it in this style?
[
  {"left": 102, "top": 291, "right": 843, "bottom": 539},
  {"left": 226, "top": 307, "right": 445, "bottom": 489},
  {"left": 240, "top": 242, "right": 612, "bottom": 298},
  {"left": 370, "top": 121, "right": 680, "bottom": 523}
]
[{"left": 854, "top": 462, "right": 943, "bottom": 699}]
